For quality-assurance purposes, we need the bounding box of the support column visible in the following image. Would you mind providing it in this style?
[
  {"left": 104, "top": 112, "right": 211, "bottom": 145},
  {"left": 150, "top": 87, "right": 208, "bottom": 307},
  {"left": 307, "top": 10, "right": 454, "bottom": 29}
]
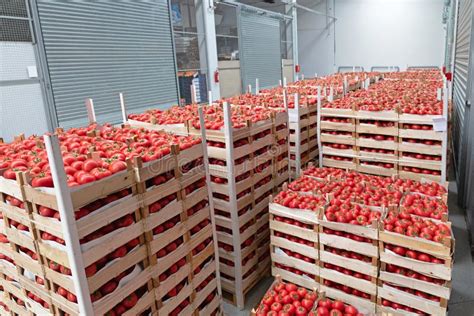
[
  {"left": 195, "top": 0, "right": 221, "bottom": 101},
  {"left": 291, "top": 0, "right": 299, "bottom": 82}
]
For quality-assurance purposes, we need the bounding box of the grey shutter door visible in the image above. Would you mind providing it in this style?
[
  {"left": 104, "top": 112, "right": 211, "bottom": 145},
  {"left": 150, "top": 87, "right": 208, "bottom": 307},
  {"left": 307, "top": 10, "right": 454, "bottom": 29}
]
[
  {"left": 34, "top": 0, "right": 178, "bottom": 129},
  {"left": 239, "top": 7, "right": 282, "bottom": 93},
  {"left": 452, "top": 0, "right": 472, "bottom": 179}
]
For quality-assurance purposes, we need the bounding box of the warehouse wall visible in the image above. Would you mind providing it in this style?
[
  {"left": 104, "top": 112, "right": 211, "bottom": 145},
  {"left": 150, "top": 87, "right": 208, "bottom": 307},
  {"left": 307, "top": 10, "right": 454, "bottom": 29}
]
[
  {"left": 335, "top": 0, "right": 445, "bottom": 71},
  {"left": 0, "top": 42, "right": 49, "bottom": 142},
  {"left": 297, "top": 0, "right": 445, "bottom": 76},
  {"left": 297, "top": 0, "right": 336, "bottom": 77}
]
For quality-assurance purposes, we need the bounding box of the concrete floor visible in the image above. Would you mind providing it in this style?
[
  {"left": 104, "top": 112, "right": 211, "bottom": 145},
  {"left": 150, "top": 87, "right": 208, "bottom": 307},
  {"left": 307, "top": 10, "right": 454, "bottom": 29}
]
[{"left": 224, "top": 180, "right": 474, "bottom": 315}]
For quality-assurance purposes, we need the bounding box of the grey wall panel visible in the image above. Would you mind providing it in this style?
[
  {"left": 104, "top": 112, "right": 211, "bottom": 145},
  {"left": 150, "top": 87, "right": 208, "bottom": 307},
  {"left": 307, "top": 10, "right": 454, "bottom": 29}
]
[
  {"left": 239, "top": 7, "right": 282, "bottom": 92},
  {"left": 35, "top": 0, "right": 178, "bottom": 129},
  {"left": 0, "top": 83, "right": 48, "bottom": 141},
  {"left": 0, "top": 42, "right": 49, "bottom": 141},
  {"left": 452, "top": 0, "right": 472, "bottom": 175}
]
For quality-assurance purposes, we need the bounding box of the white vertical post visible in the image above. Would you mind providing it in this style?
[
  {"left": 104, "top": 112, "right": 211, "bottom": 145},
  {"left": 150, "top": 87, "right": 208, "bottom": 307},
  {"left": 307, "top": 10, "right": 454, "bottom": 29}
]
[
  {"left": 191, "top": 83, "right": 198, "bottom": 104},
  {"left": 247, "top": 84, "right": 252, "bottom": 94},
  {"left": 279, "top": 79, "right": 282, "bottom": 87},
  {"left": 43, "top": 135, "right": 94, "bottom": 315},
  {"left": 283, "top": 89, "right": 291, "bottom": 180},
  {"left": 283, "top": 77, "right": 287, "bottom": 87},
  {"left": 328, "top": 87, "right": 334, "bottom": 102},
  {"left": 294, "top": 93, "right": 301, "bottom": 177},
  {"left": 314, "top": 73, "right": 318, "bottom": 78},
  {"left": 195, "top": 0, "right": 220, "bottom": 100},
  {"left": 208, "top": 90, "right": 213, "bottom": 107},
  {"left": 301, "top": 74, "right": 305, "bottom": 80},
  {"left": 222, "top": 102, "right": 244, "bottom": 308},
  {"left": 365, "top": 78, "right": 370, "bottom": 90},
  {"left": 291, "top": 0, "right": 299, "bottom": 82},
  {"left": 119, "top": 93, "right": 127, "bottom": 124},
  {"left": 255, "top": 78, "right": 260, "bottom": 95},
  {"left": 343, "top": 76, "right": 348, "bottom": 95},
  {"left": 197, "top": 106, "right": 222, "bottom": 298},
  {"left": 441, "top": 88, "right": 448, "bottom": 184},
  {"left": 317, "top": 86, "right": 323, "bottom": 167},
  {"left": 85, "top": 98, "right": 96, "bottom": 124}
]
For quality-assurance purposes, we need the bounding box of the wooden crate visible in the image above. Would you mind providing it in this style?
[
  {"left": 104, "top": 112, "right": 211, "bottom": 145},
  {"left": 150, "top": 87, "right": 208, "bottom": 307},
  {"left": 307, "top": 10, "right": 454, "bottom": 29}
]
[
  {"left": 320, "top": 132, "right": 356, "bottom": 146},
  {"left": 269, "top": 201, "right": 321, "bottom": 290},
  {"left": 320, "top": 107, "right": 355, "bottom": 117},
  {"left": 398, "top": 155, "right": 443, "bottom": 171},
  {"left": 0, "top": 275, "right": 31, "bottom": 316},
  {"left": 378, "top": 263, "right": 451, "bottom": 302},
  {"left": 250, "top": 275, "right": 319, "bottom": 316},
  {"left": 322, "top": 144, "right": 357, "bottom": 157},
  {"left": 318, "top": 204, "right": 380, "bottom": 312},
  {"left": 320, "top": 117, "right": 356, "bottom": 132},
  {"left": 356, "top": 136, "right": 398, "bottom": 151},
  {"left": 24, "top": 161, "right": 152, "bottom": 315},
  {"left": 356, "top": 109, "right": 398, "bottom": 121},
  {"left": 358, "top": 148, "right": 398, "bottom": 161},
  {"left": 357, "top": 160, "right": 398, "bottom": 177},
  {"left": 319, "top": 283, "right": 377, "bottom": 314},
  {"left": 399, "top": 123, "right": 444, "bottom": 141},
  {"left": 311, "top": 291, "right": 374, "bottom": 316},
  {"left": 196, "top": 110, "right": 288, "bottom": 309},
  {"left": 356, "top": 119, "right": 398, "bottom": 136},
  {"left": 377, "top": 282, "right": 447, "bottom": 315},
  {"left": 322, "top": 156, "right": 357, "bottom": 170},
  {"left": 0, "top": 132, "right": 221, "bottom": 315},
  {"left": 398, "top": 138, "right": 443, "bottom": 156},
  {"left": 398, "top": 168, "right": 442, "bottom": 182},
  {"left": 379, "top": 226, "right": 453, "bottom": 282}
]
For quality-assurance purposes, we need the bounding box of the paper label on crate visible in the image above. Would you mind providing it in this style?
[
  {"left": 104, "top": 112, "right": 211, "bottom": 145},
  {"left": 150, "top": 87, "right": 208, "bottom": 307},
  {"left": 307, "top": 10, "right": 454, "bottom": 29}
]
[
  {"left": 19, "top": 229, "right": 32, "bottom": 238},
  {"left": 432, "top": 117, "right": 447, "bottom": 132},
  {"left": 43, "top": 239, "right": 67, "bottom": 251},
  {"left": 274, "top": 247, "right": 287, "bottom": 257},
  {"left": 81, "top": 226, "right": 127, "bottom": 252},
  {"left": 78, "top": 195, "right": 131, "bottom": 224},
  {"left": 99, "top": 265, "right": 142, "bottom": 301},
  {"left": 302, "top": 274, "right": 314, "bottom": 281},
  {"left": 25, "top": 297, "right": 49, "bottom": 314},
  {"left": 118, "top": 264, "right": 142, "bottom": 287},
  {"left": 0, "top": 259, "right": 16, "bottom": 269},
  {"left": 23, "top": 269, "right": 36, "bottom": 281}
]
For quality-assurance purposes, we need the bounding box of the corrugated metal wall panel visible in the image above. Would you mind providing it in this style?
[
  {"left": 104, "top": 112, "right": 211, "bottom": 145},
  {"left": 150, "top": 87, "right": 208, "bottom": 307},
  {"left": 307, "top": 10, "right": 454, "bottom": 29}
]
[
  {"left": 452, "top": 0, "right": 472, "bottom": 174},
  {"left": 0, "top": 42, "right": 50, "bottom": 141},
  {"left": 35, "top": 0, "right": 178, "bottom": 128},
  {"left": 239, "top": 7, "right": 282, "bottom": 92}
]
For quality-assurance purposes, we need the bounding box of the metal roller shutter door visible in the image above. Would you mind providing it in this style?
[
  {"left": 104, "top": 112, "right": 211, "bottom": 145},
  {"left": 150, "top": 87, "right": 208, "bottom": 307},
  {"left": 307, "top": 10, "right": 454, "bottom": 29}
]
[
  {"left": 452, "top": 0, "right": 472, "bottom": 185},
  {"left": 239, "top": 7, "right": 282, "bottom": 93},
  {"left": 33, "top": 0, "right": 178, "bottom": 129}
]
